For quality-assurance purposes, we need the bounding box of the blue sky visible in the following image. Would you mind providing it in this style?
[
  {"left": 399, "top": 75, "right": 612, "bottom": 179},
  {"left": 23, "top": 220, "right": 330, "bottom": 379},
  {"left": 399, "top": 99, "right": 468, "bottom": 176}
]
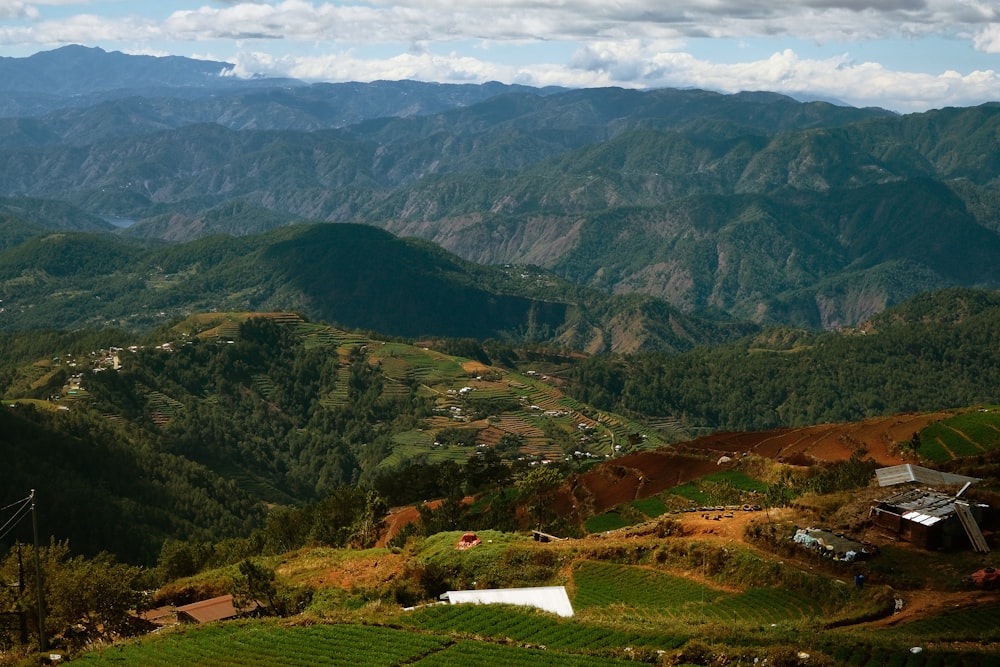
[{"left": 1, "top": 1, "right": 999, "bottom": 113}]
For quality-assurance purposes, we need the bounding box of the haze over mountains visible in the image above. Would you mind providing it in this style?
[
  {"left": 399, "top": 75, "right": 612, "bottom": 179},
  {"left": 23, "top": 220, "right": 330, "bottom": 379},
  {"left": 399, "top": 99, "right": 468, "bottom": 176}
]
[{"left": 2, "top": 45, "right": 1000, "bottom": 337}]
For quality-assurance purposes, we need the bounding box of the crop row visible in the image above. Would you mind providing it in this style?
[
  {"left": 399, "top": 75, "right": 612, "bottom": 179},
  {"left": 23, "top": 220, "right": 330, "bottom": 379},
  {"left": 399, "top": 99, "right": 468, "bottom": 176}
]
[
  {"left": 828, "top": 641, "right": 1000, "bottom": 667},
  {"left": 574, "top": 561, "right": 725, "bottom": 611},
  {"left": 76, "top": 622, "right": 450, "bottom": 667},
  {"left": 410, "top": 639, "right": 632, "bottom": 666},
  {"left": 403, "top": 604, "right": 685, "bottom": 652},
  {"left": 921, "top": 422, "right": 985, "bottom": 460},
  {"left": 882, "top": 601, "right": 1000, "bottom": 642},
  {"left": 943, "top": 411, "right": 1000, "bottom": 448},
  {"left": 573, "top": 561, "right": 820, "bottom": 625}
]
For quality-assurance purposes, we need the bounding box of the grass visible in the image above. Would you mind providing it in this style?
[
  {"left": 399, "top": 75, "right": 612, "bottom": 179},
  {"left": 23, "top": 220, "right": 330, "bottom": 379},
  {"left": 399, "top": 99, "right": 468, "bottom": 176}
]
[
  {"left": 68, "top": 530, "right": 1000, "bottom": 667},
  {"left": 631, "top": 497, "right": 669, "bottom": 518},
  {"left": 666, "top": 469, "right": 768, "bottom": 505},
  {"left": 584, "top": 512, "right": 629, "bottom": 533},
  {"left": 411, "top": 639, "right": 634, "bottom": 666}
]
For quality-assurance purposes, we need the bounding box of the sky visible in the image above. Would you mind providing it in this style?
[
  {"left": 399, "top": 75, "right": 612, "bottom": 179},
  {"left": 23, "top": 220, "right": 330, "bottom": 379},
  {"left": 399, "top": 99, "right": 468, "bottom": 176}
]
[{"left": 1, "top": 1, "right": 999, "bottom": 113}]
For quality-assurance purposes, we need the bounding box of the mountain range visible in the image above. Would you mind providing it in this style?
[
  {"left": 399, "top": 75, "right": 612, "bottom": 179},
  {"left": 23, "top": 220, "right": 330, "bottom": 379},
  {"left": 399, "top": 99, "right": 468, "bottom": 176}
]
[{"left": 2, "top": 46, "right": 1000, "bottom": 333}]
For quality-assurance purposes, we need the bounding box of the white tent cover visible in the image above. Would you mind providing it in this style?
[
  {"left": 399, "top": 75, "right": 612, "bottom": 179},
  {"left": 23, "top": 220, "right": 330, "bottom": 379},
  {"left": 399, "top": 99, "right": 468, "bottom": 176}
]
[{"left": 440, "top": 585, "right": 574, "bottom": 617}]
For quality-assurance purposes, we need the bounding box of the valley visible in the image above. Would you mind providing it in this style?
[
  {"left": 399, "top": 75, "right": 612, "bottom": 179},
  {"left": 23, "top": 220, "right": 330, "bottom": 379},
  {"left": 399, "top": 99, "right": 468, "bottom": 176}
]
[{"left": 2, "top": 46, "right": 1000, "bottom": 666}]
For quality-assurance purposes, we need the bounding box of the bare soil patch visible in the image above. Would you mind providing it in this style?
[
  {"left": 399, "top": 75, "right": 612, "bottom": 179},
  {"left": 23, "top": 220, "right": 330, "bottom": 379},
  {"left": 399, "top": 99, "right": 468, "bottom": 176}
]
[{"left": 679, "top": 412, "right": 953, "bottom": 466}]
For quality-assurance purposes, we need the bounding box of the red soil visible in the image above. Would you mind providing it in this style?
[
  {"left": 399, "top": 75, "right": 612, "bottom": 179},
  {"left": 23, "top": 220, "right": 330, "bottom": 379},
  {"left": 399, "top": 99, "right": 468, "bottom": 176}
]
[
  {"left": 380, "top": 412, "right": 955, "bottom": 544},
  {"left": 682, "top": 411, "right": 951, "bottom": 466}
]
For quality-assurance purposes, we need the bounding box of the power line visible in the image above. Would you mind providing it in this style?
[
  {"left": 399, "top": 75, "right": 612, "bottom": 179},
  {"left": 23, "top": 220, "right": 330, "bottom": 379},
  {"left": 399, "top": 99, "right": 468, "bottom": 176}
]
[
  {"left": 1, "top": 494, "right": 32, "bottom": 512},
  {"left": 0, "top": 496, "right": 32, "bottom": 542},
  {"left": 0, "top": 491, "right": 48, "bottom": 652}
]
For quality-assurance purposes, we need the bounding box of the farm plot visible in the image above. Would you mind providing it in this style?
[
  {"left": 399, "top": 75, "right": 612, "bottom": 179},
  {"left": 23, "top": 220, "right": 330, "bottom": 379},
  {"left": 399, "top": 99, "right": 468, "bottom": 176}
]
[
  {"left": 377, "top": 429, "right": 473, "bottom": 469},
  {"left": 917, "top": 411, "right": 1000, "bottom": 463},
  {"left": 75, "top": 622, "right": 452, "bottom": 667},
  {"left": 572, "top": 561, "right": 822, "bottom": 626},
  {"left": 584, "top": 512, "right": 630, "bottom": 533},
  {"left": 826, "top": 641, "right": 1000, "bottom": 667},
  {"left": 881, "top": 601, "right": 1000, "bottom": 643},
  {"left": 402, "top": 604, "right": 685, "bottom": 653},
  {"left": 146, "top": 390, "right": 185, "bottom": 426},
  {"left": 919, "top": 421, "right": 986, "bottom": 462},
  {"left": 368, "top": 345, "right": 467, "bottom": 386},
  {"left": 664, "top": 469, "right": 768, "bottom": 505},
  {"left": 411, "top": 639, "right": 635, "bottom": 666},
  {"left": 632, "top": 497, "right": 669, "bottom": 518}
]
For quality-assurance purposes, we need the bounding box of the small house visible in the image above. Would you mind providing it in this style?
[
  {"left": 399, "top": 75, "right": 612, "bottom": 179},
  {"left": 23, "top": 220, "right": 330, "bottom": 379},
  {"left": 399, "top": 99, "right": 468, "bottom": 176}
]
[
  {"left": 870, "top": 487, "right": 989, "bottom": 552},
  {"left": 175, "top": 594, "right": 242, "bottom": 624}
]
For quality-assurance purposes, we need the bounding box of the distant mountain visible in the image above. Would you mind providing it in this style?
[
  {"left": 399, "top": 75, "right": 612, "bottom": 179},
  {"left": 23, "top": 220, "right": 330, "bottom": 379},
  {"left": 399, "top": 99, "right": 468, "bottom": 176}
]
[
  {"left": 4, "top": 46, "right": 1000, "bottom": 330},
  {"left": 0, "top": 45, "right": 236, "bottom": 97},
  {"left": 0, "top": 45, "right": 565, "bottom": 137}
]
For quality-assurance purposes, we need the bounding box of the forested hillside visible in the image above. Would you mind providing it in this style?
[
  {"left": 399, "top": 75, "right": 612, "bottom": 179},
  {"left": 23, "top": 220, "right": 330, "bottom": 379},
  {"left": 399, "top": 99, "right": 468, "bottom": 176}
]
[
  {"left": 566, "top": 288, "right": 1000, "bottom": 430},
  {"left": 0, "top": 312, "right": 672, "bottom": 562}
]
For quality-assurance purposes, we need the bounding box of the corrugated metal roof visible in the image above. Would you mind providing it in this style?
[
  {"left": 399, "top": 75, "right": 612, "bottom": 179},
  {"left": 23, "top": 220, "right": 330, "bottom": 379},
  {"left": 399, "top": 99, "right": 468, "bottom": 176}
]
[
  {"left": 175, "top": 594, "right": 241, "bottom": 624},
  {"left": 878, "top": 488, "right": 960, "bottom": 520},
  {"left": 440, "top": 586, "right": 574, "bottom": 617},
  {"left": 901, "top": 511, "right": 943, "bottom": 526},
  {"left": 875, "top": 464, "right": 980, "bottom": 488}
]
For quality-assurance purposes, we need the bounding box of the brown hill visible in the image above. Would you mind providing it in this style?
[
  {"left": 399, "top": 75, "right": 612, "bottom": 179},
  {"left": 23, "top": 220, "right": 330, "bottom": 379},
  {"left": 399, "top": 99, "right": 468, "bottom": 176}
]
[
  {"left": 554, "top": 411, "right": 952, "bottom": 517},
  {"left": 381, "top": 411, "right": 954, "bottom": 542}
]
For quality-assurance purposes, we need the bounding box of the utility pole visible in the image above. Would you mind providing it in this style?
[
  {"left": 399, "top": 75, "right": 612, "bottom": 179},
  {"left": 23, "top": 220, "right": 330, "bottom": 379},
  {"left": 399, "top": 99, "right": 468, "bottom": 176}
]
[
  {"left": 17, "top": 542, "right": 27, "bottom": 645},
  {"left": 29, "top": 490, "right": 47, "bottom": 653}
]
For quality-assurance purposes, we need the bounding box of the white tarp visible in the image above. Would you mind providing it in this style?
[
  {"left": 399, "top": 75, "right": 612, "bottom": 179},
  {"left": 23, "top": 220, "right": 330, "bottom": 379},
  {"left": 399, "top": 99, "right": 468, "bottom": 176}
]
[{"left": 440, "top": 585, "right": 574, "bottom": 617}]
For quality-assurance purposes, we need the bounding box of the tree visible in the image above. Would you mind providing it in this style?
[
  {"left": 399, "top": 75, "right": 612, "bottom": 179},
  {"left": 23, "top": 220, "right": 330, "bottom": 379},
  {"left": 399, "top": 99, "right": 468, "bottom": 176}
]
[
  {"left": 231, "top": 559, "right": 277, "bottom": 615},
  {"left": 516, "top": 466, "right": 564, "bottom": 529},
  {"left": 1, "top": 542, "right": 142, "bottom": 647},
  {"left": 350, "top": 490, "right": 387, "bottom": 549},
  {"left": 230, "top": 558, "right": 312, "bottom": 617}
]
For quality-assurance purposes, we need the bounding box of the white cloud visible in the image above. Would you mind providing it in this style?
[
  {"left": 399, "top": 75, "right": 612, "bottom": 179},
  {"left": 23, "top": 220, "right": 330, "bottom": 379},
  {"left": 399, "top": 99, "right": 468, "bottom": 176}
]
[
  {"left": 973, "top": 23, "right": 1000, "bottom": 52},
  {"left": 1, "top": 1, "right": 999, "bottom": 111},
  {"left": 6, "top": 1, "right": 995, "bottom": 47},
  {"left": 0, "top": 2, "right": 38, "bottom": 21}
]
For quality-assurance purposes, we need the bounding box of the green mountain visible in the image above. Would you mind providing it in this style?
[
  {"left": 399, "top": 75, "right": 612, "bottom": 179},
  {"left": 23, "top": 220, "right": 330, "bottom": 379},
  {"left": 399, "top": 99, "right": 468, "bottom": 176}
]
[
  {"left": 0, "top": 308, "right": 689, "bottom": 562},
  {"left": 0, "top": 220, "right": 746, "bottom": 352},
  {"left": 2, "top": 47, "right": 1000, "bottom": 331},
  {"left": 3, "top": 86, "right": 999, "bottom": 329},
  {"left": 566, "top": 287, "right": 1000, "bottom": 431}
]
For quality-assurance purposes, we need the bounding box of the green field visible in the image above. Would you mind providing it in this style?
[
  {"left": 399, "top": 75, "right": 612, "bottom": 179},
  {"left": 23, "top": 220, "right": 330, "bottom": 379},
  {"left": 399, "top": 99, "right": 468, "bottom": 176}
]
[
  {"left": 66, "top": 540, "right": 1000, "bottom": 667},
  {"left": 75, "top": 622, "right": 452, "bottom": 667},
  {"left": 665, "top": 469, "right": 768, "bottom": 505},
  {"left": 918, "top": 410, "right": 1000, "bottom": 462},
  {"left": 572, "top": 560, "right": 825, "bottom": 627}
]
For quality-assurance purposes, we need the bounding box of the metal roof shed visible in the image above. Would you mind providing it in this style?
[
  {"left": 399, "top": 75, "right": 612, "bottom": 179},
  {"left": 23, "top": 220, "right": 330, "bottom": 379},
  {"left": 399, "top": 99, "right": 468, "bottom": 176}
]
[
  {"left": 875, "top": 464, "right": 980, "bottom": 488},
  {"left": 871, "top": 487, "right": 989, "bottom": 552},
  {"left": 175, "top": 594, "right": 241, "bottom": 624}
]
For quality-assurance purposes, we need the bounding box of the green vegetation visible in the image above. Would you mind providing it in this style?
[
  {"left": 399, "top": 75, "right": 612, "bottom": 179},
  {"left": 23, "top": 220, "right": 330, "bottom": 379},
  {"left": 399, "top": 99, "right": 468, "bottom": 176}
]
[
  {"left": 917, "top": 409, "right": 1000, "bottom": 463},
  {"left": 631, "top": 497, "right": 669, "bottom": 518},
  {"left": 6, "top": 68, "right": 1000, "bottom": 666},
  {"left": 663, "top": 470, "right": 768, "bottom": 505},
  {"left": 73, "top": 622, "right": 454, "bottom": 667},
  {"left": 566, "top": 289, "right": 1000, "bottom": 432}
]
